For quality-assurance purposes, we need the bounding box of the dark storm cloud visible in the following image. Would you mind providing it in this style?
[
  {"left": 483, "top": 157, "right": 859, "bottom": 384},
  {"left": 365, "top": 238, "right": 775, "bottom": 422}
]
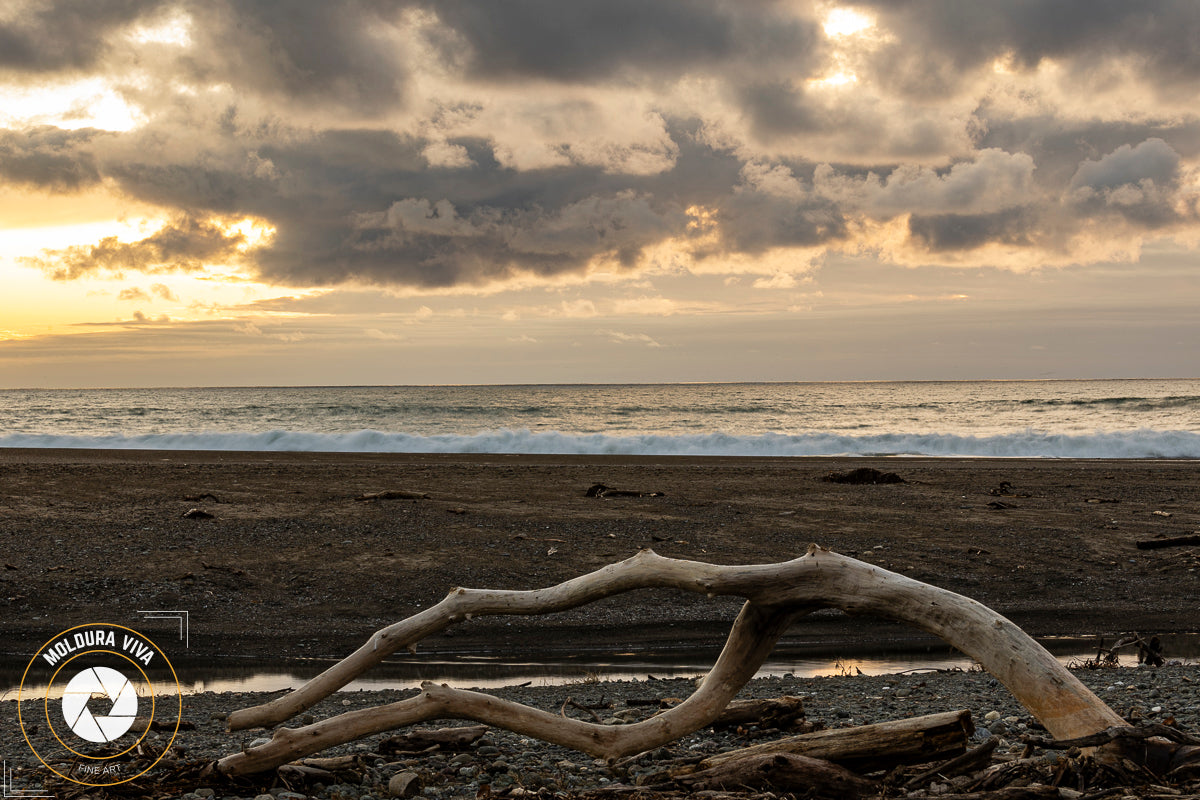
[
  {"left": 0, "top": 126, "right": 104, "bottom": 190},
  {"left": 908, "top": 207, "right": 1038, "bottom": 252},
  {"left": 0, "top": 0, "right": 162, "bottom": 73},
  {"left": 860, "top": 0, "right": 1200, "bottom": 98},
  {"left": 182, "top": 0, "right": 409, "bottom": 113},
  {"left": 421, "top": 0, "right": 823, "bottom": 82},
  {"left": 5, "top": 0, "right": 1200, "bottom": 284},
  {"left": 1, "top": 0, "right": 408, "bottom": 112}
]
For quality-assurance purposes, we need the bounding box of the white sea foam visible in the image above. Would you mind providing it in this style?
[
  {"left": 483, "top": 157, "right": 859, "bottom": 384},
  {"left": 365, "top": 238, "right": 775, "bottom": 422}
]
[{"left": 2, "top": 428, "right": 1198, "bottom": 458}]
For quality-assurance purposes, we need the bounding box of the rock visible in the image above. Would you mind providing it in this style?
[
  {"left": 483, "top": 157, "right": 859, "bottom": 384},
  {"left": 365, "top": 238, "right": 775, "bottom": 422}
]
[
  {"left": 194, "top": 789, "right": 215, "bottom": 799},
  {"left": 822, "top": 467, "right": 905, "bottom": 485},
  {"left": 388, "top": 772, "right": 421, "bottom": 798}
]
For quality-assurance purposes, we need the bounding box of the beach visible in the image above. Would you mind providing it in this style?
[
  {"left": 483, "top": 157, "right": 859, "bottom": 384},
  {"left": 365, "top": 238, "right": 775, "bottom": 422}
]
[
  {"left": 1, "top": 450, "right": 1196, "bottom": 660},
  {"left": 2, "top": 450, "right": 1199, "bottom": 797}
]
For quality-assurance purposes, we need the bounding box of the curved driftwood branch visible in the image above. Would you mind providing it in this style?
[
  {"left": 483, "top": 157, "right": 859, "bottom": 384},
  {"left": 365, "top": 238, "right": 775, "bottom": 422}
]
[
  {"left": 219, "top": 602, "right": 799, "bottom": 774},
  {"left": 218, "top": 545, "right": 1129, "bottom": 776}
]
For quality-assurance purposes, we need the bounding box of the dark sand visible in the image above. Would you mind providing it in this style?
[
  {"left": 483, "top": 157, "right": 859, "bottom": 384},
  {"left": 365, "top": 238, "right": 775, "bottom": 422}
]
[{"left": 1, "top": 450, "right": 1197, "bottom": 664}]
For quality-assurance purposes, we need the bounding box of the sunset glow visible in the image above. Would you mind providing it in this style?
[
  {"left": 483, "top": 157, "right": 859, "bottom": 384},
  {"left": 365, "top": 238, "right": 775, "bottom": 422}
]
[{"left": 0, "top": 1, "right": 1196, "bottom": 387}]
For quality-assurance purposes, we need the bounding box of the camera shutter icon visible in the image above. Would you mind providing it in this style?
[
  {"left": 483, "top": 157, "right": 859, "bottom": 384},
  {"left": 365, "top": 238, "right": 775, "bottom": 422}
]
[{"left": 61, "top": 667, "right": 139, "bottom": 743}]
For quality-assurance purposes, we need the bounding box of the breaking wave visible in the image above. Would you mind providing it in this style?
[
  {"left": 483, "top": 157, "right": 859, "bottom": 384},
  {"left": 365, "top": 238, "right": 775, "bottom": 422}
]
[{"left": 2, "top": 428, "right": 1198, "bottom": 458}]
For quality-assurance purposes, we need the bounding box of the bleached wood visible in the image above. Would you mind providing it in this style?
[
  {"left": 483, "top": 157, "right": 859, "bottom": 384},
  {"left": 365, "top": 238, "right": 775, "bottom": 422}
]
[
  {"left": 218, "top": 601, "right": 798, "bottom": 774},
  {"left": 217, "top": 545, "right": 1126, "bottom": 776},
  {"left": 697, "top": 709, "right": 973, "bottom": 772}
]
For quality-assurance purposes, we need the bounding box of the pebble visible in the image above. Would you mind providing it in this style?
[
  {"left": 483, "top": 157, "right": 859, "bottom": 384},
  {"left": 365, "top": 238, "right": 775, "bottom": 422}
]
[{"left": 5, "top": 666, "right": 1197, "bottom": 800}]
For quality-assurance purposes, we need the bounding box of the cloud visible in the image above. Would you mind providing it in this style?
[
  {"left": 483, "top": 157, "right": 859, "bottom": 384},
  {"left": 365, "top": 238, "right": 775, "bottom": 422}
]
[
  {"left": 599, "top": 329, "right": 663, "bottom": 347},
  {"left": 0, "top": 126, "right": 104, "bottom": 190},
  {"left": 364, "top": 327, "right": 404, "bottom": 340},
  {"left": 22, "top": 214, "right": 250, "bottom": 280},
  {"left": 1069, "top": 138, "right": 1180, "bottom": 193},
  {"left": 118, "top": 286, "right": 149, "bottom": 301},
  {"left": 1066, "top": 139, "right": 1189, "bottom": 229},
  {"left": 3, "top": 0, "right": 1200, "bottom": 292},
  {"left": 857, "top": 0, "right": 1200, "bottom": 101},
  {"left": 0, "top": 0, "right": 162, "bottom": 73},
  {"left": 420, "top": 0, "right": 824, "bottom": 83},
  {"left": 234, "top": 320, "right": 306, "bottom": 342}
]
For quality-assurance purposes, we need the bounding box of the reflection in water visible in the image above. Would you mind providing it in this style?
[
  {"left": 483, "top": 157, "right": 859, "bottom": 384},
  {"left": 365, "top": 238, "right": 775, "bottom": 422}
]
[{"left": 4, "top": 634, "right": 1196, "bottom": 698}]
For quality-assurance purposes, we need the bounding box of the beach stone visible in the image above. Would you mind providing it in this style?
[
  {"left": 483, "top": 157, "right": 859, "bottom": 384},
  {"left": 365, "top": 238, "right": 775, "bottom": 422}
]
[
  {"left": 477, "top": 745, "right": 501, "bottom": 756},
  {"left": 328, "top": 784, "right": 361, "bottom": 800},
  {"left": 387, "top": 771, "right": 421, "bottom": 798},
  {"left": 194, "top": 790, "right": 215, "bottom": 799},
  {"left": 254, "top": 795, "right": 275, "bottom": 800}
]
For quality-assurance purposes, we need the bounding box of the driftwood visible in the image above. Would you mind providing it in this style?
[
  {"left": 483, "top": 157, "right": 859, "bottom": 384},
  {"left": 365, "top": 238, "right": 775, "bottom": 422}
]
[
  {"left": 214, "top": 545, "right": 1192, "bottom": 779},
  {"left": 585, "top": 483, "right": 664, "bottom": 498},
  {"left": 1137, "top": 534, "right": 1200, "bottom": 549},
  {"left": 354, "top": 489, "right": 430, "bottom": 501},
  {"left": 903, "top": 737, "right": 1000, "bottom": 789},
  {"left": 822, "top": 467, "right": 905, "bottom": 484},
  {"left": 696, "top": 709, "right": 973, "bottom": 773},
  {"left": 710, "top": 695, "right": 806, "bottom": 729},
  {"left": 674, "top": 752, "right": 875, "bottom": 797},
  {"left": 379, "top": 724, "right": 488, "bottom": 753}
]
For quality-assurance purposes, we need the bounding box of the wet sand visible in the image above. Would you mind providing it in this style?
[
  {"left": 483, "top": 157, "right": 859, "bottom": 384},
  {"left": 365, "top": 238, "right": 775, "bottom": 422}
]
[{"left": 0, "top": 450, "right": 1197, "bottom": 666}]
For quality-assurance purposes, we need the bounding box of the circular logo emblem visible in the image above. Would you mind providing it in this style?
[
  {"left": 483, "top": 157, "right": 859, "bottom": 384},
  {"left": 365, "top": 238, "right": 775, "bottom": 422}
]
[
  {"left": 17, "top": 623, "right": 182, "bottom": 787},
  {"left": 62, "top": 666, "right": 139, "bottom": 743}
]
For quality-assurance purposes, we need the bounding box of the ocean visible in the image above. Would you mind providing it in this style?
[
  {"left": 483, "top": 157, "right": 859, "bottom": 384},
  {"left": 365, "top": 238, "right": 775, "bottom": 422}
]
[{"left": 0, "top": 379, "right": 1197, "bottom": 458}]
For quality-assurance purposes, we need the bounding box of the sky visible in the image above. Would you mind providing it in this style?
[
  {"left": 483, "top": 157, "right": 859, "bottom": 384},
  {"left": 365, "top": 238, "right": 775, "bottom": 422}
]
[{"left": 0, "top": 1, "right": 1197, "bottom": 388}]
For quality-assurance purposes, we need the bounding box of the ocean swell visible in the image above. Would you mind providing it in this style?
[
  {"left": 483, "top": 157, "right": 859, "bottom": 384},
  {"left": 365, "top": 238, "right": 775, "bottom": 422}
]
[{"left": 1, "top": 428, "right": 1198, "bottom": 458}]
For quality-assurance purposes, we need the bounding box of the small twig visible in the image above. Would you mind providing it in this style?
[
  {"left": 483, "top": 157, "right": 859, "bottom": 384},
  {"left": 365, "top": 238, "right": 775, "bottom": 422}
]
[
  {"left": 1022, "top": 723, "right": 1200, "bottom": 749},
  {"left": 561, "top": 697, "right": 602, "bottom": 723},
  {"left": 903, "top": 737, "right": 999, "bottom": 789}
]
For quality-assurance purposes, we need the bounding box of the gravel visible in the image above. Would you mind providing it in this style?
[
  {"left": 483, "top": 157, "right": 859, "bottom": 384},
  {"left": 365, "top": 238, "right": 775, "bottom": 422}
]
[{"left": 4, "top": 663, "right": 1198, "bottom": 799}]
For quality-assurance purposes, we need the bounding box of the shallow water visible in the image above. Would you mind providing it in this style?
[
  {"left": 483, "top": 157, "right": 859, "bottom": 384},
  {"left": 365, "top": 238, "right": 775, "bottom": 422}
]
[{"left": 5, "top": 634, "right": 1195, "bottom": 698}]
